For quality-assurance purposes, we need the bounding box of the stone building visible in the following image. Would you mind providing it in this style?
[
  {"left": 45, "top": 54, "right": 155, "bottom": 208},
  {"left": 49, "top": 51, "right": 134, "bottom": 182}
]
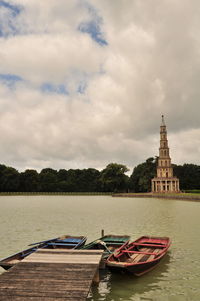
[{"left": 151, "top": 115, "right": 180, "bottom": 193}]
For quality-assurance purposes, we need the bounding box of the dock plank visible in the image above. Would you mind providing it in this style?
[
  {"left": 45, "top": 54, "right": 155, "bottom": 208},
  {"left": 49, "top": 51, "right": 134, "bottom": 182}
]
[{"left": 0, "top": 249, "right": 103, "bottom": 301}]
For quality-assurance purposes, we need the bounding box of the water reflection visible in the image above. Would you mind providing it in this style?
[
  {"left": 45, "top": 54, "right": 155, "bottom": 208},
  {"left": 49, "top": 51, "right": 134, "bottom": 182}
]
[{"left": 88, "top": 254, "right": 171, "bottom": 301}]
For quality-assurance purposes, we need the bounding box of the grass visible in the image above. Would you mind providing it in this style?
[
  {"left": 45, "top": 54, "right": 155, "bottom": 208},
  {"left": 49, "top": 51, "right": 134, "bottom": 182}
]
[{"left": 113, "top": 192, "right": 200, "bottom": 201}]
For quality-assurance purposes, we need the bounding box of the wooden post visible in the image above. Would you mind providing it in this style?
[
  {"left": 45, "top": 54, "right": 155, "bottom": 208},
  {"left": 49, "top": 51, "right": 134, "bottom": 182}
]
[
  {"left": 101, "top": 229, "right": 104, "bottom": 237},
  {"left": 99, "top": 259, "right": 106, "bottom": 269},
  {"left": 93, "top": 268, "right": 100, "bottom": 284}
]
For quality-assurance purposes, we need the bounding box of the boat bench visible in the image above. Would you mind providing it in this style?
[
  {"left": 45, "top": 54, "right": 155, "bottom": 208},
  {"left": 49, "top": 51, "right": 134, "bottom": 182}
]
[
  {"left": 59, "top": 239, "right": 82, "bottom": 243},
  {"left": 123, "top": 247, "right": 161, "bottom": 263},
  {"left": 104, "top": 242, "right": 125, "bottom": 245},
  {"left": 47, "top": 243, "right": 77, "bottom": 247},
  {"left": 122, "top": 250, "right": 157, "bottom": 256},
  {"left": 132, "top": 248, "right": 161, "bottom": 263},
  {"left": 132, "top": 243, "right": 166, "bottom": 248}
]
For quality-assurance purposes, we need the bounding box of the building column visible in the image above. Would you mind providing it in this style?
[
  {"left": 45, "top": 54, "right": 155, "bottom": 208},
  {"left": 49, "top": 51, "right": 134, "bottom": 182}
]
[
  {"left": 162, "top": 180, "right": 164, "bottom": 192},
  {"left": 170, "top": 181, "right": 172, "bottom": 192}
]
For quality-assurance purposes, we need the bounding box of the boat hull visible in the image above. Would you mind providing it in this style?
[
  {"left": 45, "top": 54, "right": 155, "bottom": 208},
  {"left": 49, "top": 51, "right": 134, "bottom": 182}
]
[
  {"left": 106, "top": 236, "right": 170, "bottom": 276},
  {"left": 108, "top": 254, "right": 164, "bottom": 276}
]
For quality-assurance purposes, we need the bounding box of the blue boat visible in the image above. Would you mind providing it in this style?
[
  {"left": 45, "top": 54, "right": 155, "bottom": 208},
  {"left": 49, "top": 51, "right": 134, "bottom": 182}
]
[{"left": 0, "top": 235, "right": 86, "bottom": 270}]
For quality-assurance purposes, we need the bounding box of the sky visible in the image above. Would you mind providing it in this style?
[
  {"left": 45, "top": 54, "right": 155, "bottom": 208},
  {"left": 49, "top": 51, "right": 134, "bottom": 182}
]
[{"left": 0, "top": 0, "right": 200, "bottom": 173}]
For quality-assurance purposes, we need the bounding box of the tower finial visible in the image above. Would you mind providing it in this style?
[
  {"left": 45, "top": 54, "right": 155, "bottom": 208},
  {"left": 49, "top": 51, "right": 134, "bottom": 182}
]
[{"left": 161, "top": 115, "right": 165, "bottom": 126}]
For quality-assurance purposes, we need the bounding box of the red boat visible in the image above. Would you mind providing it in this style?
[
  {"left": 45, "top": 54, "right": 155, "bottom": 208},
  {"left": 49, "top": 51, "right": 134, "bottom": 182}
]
[{"left": 106, "top": 236, "right": 171, "bottom": 276}]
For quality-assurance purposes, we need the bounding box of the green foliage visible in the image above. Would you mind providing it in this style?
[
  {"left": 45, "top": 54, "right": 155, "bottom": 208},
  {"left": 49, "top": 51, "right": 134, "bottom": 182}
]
[
  {"left": 173, "top": 164, "right": 200, "bottom": 190},
  {"left": 0, "top": 165, "right": 20, "bottom": 192},
  {"left": 100, "top": 163, "right": 129, "bottom": 192},
  {"left": 129, "top": 157, "right": 157, "bottom": 192},
  {"left": 184, "top": 190, "right": 200, "bottom": 194},
  {"left": 58, "top": 168, "right": 101, "bottom": 192},
  {"left": 19, "top": 169, "right": 40, "bottom": 192},
  {"left": 39, "top": 168, "right": 58, "bottom": 192}
]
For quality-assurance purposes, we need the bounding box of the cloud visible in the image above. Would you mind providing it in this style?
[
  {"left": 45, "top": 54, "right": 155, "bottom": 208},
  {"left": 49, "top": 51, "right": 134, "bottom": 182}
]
[
  {"left": 78, "top": 1, "right": 108, "bottom": 46},
  {"left": 0, "top": 0, "right": 200, "bottom": 172},
  {"left": 0, "top": 1, "right": 21, "bottom": 37}
]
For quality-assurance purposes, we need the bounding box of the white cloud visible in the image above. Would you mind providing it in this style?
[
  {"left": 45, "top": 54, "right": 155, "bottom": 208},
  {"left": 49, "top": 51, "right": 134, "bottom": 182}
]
[
  {"left": 0, "top": 0, "right": 200, "bottom": 172},
  {"left": 1, "top": 35, "right": 104, "bottom": 84}
]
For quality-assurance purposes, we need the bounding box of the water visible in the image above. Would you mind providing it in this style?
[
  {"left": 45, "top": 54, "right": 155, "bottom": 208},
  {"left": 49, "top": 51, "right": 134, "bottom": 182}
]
[{"left": 0, "top": 195, "right": 200, "bottom": 300}]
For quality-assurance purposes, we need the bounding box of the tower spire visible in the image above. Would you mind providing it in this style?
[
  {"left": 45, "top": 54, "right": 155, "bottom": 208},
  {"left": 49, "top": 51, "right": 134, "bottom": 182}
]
[{"left": 161, "top": 115, "right": 165, "bottom": 126}]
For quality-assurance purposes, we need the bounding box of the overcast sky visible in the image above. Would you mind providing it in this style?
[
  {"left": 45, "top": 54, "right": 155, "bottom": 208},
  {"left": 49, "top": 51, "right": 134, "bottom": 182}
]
[{"left": 0, "top": 0, "right": 200, "bottom": 173}]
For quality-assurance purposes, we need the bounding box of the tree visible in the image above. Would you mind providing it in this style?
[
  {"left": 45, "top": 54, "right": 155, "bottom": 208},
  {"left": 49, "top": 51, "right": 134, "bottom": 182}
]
[
  {"left": 57, "top": 169, "right": 69, "bottom": 192},
  {"left": 129, "top": 157, "right": 157, "bottom": 192},
  {"left": 19, "top": 169, "right": 40, "bottom": 192},
  {"left": 39, "top": 168, "right": 58, "bottom": 192},
  {"left": 0, "top": 166, "right": 20, "bottom": 192},
  {"left": 173, "top": 164, "right": 200, "bottom": 190},
  {"left": 64, "top": 169, "right": 79, "bottom": 192},
  {"left": 58, "top": 168, "right": 101, "bottom": 192},
  {"left": 100, "top": 163, "right": 129, "bottom": 192},
  {"left": 0, "top": 164, "right": 7, "bottom": 191},
  {"left": 73, "top": 168, "right": 101, "bottom": 192}
]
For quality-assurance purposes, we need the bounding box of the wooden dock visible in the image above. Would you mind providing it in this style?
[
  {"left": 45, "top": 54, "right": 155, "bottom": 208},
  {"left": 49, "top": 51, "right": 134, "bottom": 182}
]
[{"left": 0, "top": 249, "right": 103, "bottom": 301}]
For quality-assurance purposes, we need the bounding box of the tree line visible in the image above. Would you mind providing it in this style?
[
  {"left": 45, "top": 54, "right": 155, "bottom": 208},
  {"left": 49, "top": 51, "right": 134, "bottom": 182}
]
[{"left": 0, "top": 158, "right": 199, "bottom": 193}]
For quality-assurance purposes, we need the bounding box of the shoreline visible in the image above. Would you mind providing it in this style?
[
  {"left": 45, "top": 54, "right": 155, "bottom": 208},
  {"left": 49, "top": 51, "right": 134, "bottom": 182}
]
[
  {"left": 0, "top": 192, "right": 199, "bottom": 202},
  {"left": 112, "top": 193, "right": 200, "bottom": 202},
  {"left": 0, "top": 192, "right": 112, "bottom": 196}
]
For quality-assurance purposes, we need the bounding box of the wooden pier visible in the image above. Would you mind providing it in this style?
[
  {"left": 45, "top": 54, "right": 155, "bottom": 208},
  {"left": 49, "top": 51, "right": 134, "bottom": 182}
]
[{"left": 0, "top": 249, "right": 103, "bottom": 301}]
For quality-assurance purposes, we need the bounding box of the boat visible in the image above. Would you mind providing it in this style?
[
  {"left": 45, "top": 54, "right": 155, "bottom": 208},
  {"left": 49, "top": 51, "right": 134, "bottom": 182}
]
[
  {"left": 81, "top": 234, "right": 130, "bottom": 260},
  {"left": 106, "top": 236, "right": 171, "bottom": 276},
  {"left": 0, "top": 235, "right": 86, "bottom": 270},
  {"left": 32, "top": 235, "right": 87, "bottom": 249}
]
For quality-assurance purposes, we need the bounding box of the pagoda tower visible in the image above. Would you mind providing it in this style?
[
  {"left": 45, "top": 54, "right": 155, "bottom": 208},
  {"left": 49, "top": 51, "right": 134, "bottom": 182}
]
[{"left": 151, "top": 115, "right": 180, "bottom": 193}]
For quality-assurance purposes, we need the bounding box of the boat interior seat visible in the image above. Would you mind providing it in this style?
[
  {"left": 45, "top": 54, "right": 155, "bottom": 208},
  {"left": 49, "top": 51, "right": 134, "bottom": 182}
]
[
  {"left": 47, "top": 242, "right": 77, "bottom": 247},
  {"left": 137, "top": 248, "right": 161, "bottom": 263},
  {"left": 131, "top": 248, "right": 149, "bottom": 263}
]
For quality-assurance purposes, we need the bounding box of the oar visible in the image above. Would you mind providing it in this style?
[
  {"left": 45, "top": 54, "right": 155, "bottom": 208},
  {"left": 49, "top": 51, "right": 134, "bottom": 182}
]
[
  {"left": 113, "top": 240, "right": 130, "bottom": 258},
  {"left": 96, "top": 240, "right": 112, "bottom": 254}
]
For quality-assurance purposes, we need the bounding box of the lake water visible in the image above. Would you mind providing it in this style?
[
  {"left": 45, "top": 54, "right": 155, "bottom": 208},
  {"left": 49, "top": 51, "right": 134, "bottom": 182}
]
[{"left": 0, "top": 195, "right": 200, "bottom": 300}]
